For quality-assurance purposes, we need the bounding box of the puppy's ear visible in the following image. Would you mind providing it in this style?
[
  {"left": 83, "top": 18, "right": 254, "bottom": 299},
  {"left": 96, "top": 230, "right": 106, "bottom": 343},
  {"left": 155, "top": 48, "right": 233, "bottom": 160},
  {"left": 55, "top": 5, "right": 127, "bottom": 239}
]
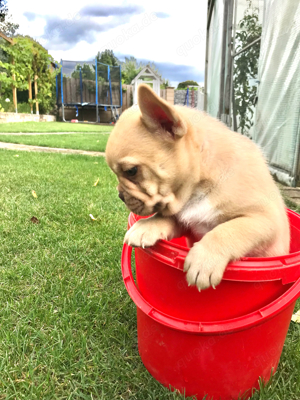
[{"left": 138, "top": 84, "right": 187, "bottom": 138}]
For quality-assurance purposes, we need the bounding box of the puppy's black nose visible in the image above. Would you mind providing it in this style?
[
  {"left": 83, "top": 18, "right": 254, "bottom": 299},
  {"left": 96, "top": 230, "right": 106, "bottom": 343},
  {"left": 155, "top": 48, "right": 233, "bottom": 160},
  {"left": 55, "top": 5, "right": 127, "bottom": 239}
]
[
  {"left": 118, "top": 192, "right": 125, "bottom": 202},
  {"left": 154, "top": 202, "right": 162, "bottom": 211}
]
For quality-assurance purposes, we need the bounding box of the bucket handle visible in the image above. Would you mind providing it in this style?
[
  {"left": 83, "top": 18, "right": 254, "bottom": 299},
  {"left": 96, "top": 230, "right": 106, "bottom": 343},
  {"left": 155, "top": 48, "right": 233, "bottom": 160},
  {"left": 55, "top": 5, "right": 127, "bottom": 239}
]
[
  {"left": 121, "top": 243, "right": 300, "bottom": 334},
  {"left": 136, "top": 241, "right": 300, "bottom": 284},
  {"left": 128, "top": 211, "right": 300, "bottom": 284},
  {"left": 122, "top": 244, "right": 202, "bottom": 333}
]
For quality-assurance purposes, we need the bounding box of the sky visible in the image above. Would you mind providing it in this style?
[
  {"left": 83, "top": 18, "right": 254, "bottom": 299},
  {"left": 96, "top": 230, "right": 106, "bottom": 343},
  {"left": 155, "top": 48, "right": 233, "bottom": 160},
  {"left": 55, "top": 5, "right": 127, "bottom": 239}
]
[{"left": 8, "top": 0, "right": 207, "bottom": 88}]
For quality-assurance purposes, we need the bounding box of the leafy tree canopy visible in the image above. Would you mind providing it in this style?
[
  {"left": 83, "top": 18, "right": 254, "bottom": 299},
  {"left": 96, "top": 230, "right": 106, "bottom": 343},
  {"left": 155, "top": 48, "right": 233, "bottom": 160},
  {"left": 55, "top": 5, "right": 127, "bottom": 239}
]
[
  {"left": 0, "top": 0, "right": 19, "bottom": 37},
  {"left": 97, "top": 49, "right": 120, "bottom": 67},
  {"left": 0, "top": 17, "right": 19, "bottom": 37},
  {"left": 120, "top": 56, "right": 165, "bottom": 85},
  {"left": 161, "top": 79, "right": 170, "bottom": 89},
  {"left": 120, "top": 56, "right": 142, "bottom": 84},
  {"left": 71, "top": 63, "right": 95, "bottom": 80},
  {"left": 0, "top": 35, "right": 58, "bottom": 114},
  {"left": 177, "top": 80, "right": 199, "bottom": 89},
  {"left": 0, "top": 0, "right": 8, "bottom": 23}
]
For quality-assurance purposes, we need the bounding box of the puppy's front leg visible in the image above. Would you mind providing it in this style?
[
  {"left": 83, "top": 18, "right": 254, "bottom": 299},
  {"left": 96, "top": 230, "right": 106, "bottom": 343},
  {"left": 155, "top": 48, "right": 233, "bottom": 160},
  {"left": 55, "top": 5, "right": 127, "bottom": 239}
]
[
  {"left": 184, "top": 214, "right": 276, "bottom": 290},
  {"left": 124, "top": 214, "right": 182, "bottom": 248}
]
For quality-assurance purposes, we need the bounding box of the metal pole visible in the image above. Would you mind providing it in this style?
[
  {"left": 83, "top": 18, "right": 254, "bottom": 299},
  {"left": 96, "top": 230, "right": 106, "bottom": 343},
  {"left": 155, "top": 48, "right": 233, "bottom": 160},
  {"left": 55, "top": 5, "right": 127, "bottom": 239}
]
[
  {"left": 223, "top": 0, "right": 234, "bottom": 125},
  {"left": 204, "top": 0, "right": 215, "bottom": 111},
  {"left": 119, "top": 65, "right": 123, "bottom": 111},
  {"left": 108, "top": 66, "right": 113, "bottom": 106},
  {"left": 108, "top": 65, "right": 114, "bottom": 120},
  {"left": 95, "top": 58, "right": 99, "bottom": 123},
  {"left": 232, "top": 37, "right": 261, "bottom": 58},
  {"left": 230, "top": 0, "right": 238, "bottom": 131},
  {"left": 79, "top": 67, "right": 83, "bottom": 104},
  {"left": 55, "top": 71, "right": 58, "bottom": 110},
  {"left": 207, "top": 0, "right": 216, "bottom": 32},
  {"left": 192, "top": 88, "right": 194, "bottom": 108},
  {"left": 106, "top": 65, "right": 109, "bottom": 107},
  {"left": 292, "top": 115, "right": 300, "bottom": 187},
  {"left": 218, "top": 0, "right": 229, "bottom": 120},
  {"left": 61, "top": 60, "right": 66, "bottom": 122}
]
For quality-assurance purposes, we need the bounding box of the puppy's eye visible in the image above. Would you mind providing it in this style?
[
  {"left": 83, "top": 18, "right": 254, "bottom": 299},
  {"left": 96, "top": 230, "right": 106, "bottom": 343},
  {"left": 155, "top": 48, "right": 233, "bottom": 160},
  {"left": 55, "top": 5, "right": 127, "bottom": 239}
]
[{"left": 126, "top": 166, "right": 138, "bottom": 177}]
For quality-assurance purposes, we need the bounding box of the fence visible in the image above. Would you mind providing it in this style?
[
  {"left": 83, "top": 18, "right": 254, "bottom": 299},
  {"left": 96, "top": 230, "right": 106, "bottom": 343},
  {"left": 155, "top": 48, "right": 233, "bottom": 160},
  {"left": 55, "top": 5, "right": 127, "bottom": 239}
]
[
  {"left": 122, "top": 85, "right": 134, "bottom": 112},
  {"left": 174, "top": 89, "right": 204, "bottom": 110},
  {"left": 58, "top": 85, "right": 178, "bottom": 122}
]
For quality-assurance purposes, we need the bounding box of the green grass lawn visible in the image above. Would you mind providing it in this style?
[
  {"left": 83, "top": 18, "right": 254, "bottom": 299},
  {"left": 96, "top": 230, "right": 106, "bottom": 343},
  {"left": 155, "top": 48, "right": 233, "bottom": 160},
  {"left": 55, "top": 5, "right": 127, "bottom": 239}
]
[
  {"left": 0, "top": 149, "right": 299, "bottom": 399},
  {"left": 0, "top": 121, "right": 113, "bottom": 133},
  {"left": 0, "top": 133, "right": 109, "bottom": 152},
  {"left": 0, "top": 149, "right": 193, "bottom": 400}
]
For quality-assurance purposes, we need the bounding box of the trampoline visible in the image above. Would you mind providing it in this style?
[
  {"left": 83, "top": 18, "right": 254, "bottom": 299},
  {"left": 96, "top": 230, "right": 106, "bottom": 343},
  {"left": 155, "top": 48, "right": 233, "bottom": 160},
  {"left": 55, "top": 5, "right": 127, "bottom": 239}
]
[{"left": 56, "top": 59, "right": 122, "bottom": 123}]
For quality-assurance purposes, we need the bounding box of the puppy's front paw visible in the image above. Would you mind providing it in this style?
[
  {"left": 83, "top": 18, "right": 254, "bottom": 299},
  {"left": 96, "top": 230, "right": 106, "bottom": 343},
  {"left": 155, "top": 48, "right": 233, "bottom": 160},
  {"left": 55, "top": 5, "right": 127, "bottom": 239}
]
[
  {"left": 184, "top": 243, "right": 229, "bottom": 290},
  {"left": 124, "top": 219, "right": 167, "bottom": 248}
]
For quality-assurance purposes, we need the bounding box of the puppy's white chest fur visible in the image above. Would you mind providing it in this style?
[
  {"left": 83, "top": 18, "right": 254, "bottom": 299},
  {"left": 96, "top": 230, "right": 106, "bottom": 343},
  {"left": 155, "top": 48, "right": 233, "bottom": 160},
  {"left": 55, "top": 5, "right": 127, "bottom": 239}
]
[{"left": 177, "top": 195, "right": 221, "bottom": 237}]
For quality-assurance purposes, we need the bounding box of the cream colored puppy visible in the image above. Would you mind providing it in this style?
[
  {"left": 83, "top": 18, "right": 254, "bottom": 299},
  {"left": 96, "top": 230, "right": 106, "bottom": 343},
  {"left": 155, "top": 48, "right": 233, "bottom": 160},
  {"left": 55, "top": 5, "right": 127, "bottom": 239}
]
[{"left": 106, "top": 84, "right": 290, "bottom": 290}]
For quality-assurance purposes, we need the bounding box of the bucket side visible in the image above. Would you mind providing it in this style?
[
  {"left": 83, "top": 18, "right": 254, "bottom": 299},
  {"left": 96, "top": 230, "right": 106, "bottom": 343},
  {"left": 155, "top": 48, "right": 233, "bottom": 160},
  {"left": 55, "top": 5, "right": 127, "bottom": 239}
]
[
  {"left": 135, "top": 247, "right": 293, "bottom": 322},
  {"left": 137, "top": 300, "right": 296, "bottom": 400}
]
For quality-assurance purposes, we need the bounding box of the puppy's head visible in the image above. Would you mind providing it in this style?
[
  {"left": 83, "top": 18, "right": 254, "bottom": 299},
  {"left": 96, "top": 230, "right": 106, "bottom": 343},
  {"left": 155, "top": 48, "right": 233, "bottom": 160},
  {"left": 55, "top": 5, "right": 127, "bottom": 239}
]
[{"left": 106, "top": 84, "right": 192, "bottom": 216}]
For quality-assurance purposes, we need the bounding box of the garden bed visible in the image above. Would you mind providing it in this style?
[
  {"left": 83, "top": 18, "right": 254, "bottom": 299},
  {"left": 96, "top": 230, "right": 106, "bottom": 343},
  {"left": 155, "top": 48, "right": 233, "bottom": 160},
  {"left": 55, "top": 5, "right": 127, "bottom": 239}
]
[{"left": 0, "top": 111, "right": 56, "bottom": 123}]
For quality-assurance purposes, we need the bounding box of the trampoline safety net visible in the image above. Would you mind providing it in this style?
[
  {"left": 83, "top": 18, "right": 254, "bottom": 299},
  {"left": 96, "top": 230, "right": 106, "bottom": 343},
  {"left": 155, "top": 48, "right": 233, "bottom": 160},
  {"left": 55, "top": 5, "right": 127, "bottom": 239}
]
[{"left": 57, "top": 59, "right": 122, "bottom": 109}]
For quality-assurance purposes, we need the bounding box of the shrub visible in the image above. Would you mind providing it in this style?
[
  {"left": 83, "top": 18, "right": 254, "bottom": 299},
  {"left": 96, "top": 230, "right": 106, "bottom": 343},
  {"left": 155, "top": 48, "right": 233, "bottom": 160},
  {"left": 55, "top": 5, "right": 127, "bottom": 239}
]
[
  {"left": 0, "top": 97, "right": 14, "bottom": 112},
  {"left": 177, "top": 80, "right": 199, "bottom": 89},
  {"left": 17, "top": 102, "right": 32, "bottom": 113}
]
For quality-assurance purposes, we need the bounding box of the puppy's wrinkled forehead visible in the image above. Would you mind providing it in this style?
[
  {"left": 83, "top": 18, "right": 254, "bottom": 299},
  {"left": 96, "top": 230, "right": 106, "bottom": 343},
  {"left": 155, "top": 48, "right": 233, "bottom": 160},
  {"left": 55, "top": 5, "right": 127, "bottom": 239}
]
[{"left": 106, "top": 110, "right": 159, "bottom": 171}]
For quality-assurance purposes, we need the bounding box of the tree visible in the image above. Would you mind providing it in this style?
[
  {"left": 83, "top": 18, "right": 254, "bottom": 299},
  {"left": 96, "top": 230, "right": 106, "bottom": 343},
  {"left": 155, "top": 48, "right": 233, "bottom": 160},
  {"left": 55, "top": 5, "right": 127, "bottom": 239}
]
[
  {"left": 177, "top": 81, "right": 199, "bottom": 89},
  {"left": 161, "top": 79, "right": 170, "bottom": 89},
  {"left": 233, "top": 0, "right": 262, "bottom": 135},
  {"left": 71, "top": 63, "right": 98, "bottom": 92},
  {"left": 0, "top": 0, "right": 19, "bottom": 37},
  {"left": 0, "top": 16, "right": 19, "bottom": 37},
  {"left": 120, "top": 57, "right": 165, "bottom": 85},
  {"left": 71, "top": 63, "right": 95, "bottom": 80},
  {"left": 0, "top": 35, "right": 58, "bottom": 114},
  {"left": 121, "top": 56, "right": 142, "bottom": 84},
  {"left": 97, "top": 49, "right": 120, "bottom": 67},
  {"left": 0, "top": 0, "right": 8, "bottom": 22}
]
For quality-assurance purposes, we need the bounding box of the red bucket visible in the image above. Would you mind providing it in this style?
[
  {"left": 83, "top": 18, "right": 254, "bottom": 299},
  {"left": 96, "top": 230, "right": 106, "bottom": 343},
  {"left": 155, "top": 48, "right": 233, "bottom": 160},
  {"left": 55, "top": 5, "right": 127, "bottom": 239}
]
[
  {"left": 128, "top": 209, "right": 300, "bottom": 321},
  {"left": 122, "top": 244, "right": 300, "bottom": 400}
]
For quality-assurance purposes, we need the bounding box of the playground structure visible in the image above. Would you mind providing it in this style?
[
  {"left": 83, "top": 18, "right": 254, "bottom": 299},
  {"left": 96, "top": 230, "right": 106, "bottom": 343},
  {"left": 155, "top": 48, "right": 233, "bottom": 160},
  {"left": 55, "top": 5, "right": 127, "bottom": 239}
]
[{"left": 56, "top": 59, "right": 122, "bottom": 123}]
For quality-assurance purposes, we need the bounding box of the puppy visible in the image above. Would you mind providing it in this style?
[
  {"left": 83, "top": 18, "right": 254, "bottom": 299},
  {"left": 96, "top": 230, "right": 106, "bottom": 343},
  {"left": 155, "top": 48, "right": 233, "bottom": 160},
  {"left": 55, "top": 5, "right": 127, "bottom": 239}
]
[{"left": 105, "top": 84, "right": 290, "bottom": 290}]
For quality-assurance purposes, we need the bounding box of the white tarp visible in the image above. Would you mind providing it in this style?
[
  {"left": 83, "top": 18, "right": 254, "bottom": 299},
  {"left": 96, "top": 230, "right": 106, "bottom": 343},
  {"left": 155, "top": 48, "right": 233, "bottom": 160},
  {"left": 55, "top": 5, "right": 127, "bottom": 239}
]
[{"left": 253, "top": 0, "right": 300, "bottom": 186}]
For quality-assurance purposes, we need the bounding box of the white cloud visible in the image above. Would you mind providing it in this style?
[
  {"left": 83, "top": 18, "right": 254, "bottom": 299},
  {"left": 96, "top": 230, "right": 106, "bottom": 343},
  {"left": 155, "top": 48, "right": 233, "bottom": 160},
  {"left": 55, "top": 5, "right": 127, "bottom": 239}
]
[{"left": 8, "top": 0, "right": 207, "bottom": 86}]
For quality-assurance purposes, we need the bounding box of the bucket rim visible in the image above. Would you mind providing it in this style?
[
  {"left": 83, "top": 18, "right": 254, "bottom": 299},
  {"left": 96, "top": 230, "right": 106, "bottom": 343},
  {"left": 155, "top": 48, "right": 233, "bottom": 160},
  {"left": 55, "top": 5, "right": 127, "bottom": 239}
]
[
  {"left": 122, "top": 243, "right": 300, "bottom": 334},
  {"left": 128, "top": 209, "right": 300, "bottom": 284}
]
